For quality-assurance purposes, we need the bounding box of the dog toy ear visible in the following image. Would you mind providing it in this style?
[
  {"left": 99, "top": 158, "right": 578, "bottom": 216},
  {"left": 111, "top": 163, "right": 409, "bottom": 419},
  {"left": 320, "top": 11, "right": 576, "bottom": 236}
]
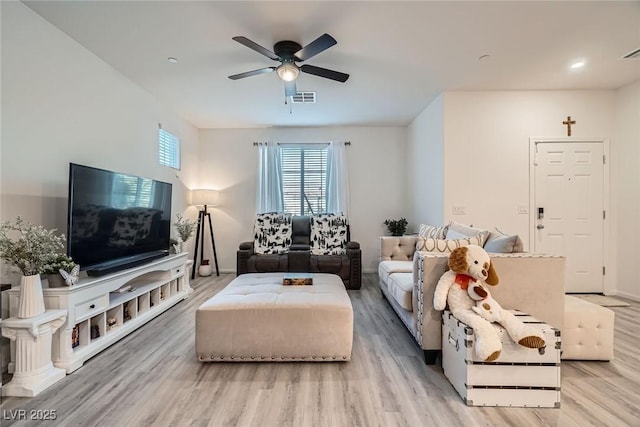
[
  {"left": 448, "top": 247, "right": 469, "bottom": 273},
  {"left": 485, "top": 261, "right": 499, "bottom": 285}
]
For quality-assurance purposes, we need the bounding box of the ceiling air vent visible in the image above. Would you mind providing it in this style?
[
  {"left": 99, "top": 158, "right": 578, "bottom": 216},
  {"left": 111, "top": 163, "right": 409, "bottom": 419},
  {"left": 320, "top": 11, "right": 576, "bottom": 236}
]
[
  {"left": 621, "top": 48, "right": 640, "bottom": 59},
  {"left": 291, "top": 92, "right": 316, "bottom": 103}
]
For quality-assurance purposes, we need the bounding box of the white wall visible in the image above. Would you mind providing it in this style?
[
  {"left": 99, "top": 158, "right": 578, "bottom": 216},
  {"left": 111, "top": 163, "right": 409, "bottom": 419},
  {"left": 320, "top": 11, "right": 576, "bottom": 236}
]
[
  {"left": 407, "top": 94, "right": 445, "bottom": 230},
  {"left": 442, "top": 91, "right": 615, "bottom": 249},
  {"left": 198, "top": 126, "right": 407, "bottom": 273},
  {"left": 1, "top": 1, "right": 200, "bottom": 282},
  {"left": 613, "top": 80, "right": 640, "bottom": 300}
]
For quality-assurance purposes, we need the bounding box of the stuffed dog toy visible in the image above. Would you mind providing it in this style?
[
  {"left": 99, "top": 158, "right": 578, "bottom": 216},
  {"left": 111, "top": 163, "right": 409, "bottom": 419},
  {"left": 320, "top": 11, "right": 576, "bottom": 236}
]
[
  {"left": 434, "top": 245, "right": 545, "bottom": 361},
  {"left": 468, "top": 282, "right": 546, "bottom": 351}
]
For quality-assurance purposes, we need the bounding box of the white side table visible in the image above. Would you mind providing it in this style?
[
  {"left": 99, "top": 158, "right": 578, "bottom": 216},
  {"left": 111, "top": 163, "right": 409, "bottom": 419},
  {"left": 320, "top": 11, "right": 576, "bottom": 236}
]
[{"left": 1, "top": 309, "right": 67, "bottom": 397}]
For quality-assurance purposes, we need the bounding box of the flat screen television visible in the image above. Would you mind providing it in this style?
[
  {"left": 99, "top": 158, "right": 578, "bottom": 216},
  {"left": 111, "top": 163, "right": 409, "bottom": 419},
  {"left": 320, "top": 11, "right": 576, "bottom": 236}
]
[{"left": 67, "top": 163, "right": 172, "bottom": 277}]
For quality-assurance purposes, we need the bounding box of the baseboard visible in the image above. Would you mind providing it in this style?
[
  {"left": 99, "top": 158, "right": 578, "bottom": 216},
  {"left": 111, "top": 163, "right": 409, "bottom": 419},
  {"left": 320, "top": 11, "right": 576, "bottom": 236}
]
[{"left": 613, "top": 290, "right": 640, "bottom": 302}]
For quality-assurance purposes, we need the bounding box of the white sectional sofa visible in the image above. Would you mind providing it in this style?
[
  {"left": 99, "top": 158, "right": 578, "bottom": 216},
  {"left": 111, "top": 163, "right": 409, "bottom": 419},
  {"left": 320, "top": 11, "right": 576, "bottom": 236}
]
[{"left": 378, "top": 235, "right": 566, "bottom": 364}]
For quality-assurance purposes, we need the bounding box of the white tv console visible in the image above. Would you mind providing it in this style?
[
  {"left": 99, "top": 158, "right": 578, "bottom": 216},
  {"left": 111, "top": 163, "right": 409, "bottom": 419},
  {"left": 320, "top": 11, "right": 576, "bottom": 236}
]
[{"left": 7, "top": 253, "right": 191, "bottom": 374}]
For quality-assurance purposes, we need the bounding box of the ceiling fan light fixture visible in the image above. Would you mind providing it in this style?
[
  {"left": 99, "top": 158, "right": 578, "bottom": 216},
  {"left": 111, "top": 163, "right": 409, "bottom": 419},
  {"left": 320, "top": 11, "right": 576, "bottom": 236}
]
[{"left": 276, "top": 63, "right": 299, "bottom": 81}]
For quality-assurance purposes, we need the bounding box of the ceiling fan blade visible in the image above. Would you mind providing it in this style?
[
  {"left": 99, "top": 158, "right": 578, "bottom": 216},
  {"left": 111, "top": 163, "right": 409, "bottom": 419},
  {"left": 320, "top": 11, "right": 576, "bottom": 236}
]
[
  {"left": 300, "top": 65, "right": 349, "bottom": 83},
  {"left": 228, "top": 67, "right": 276, "bottom": 80},
  {"left": 285, "top": 80, "right": 297, "bottom": 97},
  {"left": 232, "top": 36, "right": 280, "bottom": 61},
  {"left": 294, "top": 33, "right": 337, "bottom": 61}
]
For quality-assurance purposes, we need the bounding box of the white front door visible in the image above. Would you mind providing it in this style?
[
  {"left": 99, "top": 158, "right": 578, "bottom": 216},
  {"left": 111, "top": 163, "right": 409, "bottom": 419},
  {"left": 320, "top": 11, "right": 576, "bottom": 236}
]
[{"left": 533, "top": 141, "right": 604, "bottom": 293}]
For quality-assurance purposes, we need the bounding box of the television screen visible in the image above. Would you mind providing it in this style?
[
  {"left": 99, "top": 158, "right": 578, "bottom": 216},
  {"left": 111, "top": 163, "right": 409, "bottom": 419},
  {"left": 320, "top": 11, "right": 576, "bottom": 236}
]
[{"left": 67, "top": 163, "right": 172, "bottom": 276}]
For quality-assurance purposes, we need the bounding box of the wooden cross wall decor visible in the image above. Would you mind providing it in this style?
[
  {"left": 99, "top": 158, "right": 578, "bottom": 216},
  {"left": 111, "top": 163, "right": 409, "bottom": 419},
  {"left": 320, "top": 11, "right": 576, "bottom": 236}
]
[{"left": 563, "top": 115, "right": 576, "bottom": 136}]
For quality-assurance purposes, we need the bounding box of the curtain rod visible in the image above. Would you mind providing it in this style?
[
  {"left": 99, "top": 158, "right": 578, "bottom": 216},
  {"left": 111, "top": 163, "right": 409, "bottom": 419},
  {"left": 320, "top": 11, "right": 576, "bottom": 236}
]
[{"left": 253, "top": 141, "right": 350, "bottom": 146}]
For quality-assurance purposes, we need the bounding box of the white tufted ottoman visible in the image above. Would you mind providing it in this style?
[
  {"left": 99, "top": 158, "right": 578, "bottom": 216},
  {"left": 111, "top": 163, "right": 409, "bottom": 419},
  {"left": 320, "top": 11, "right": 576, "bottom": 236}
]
[
  {"left": 196, "top": 273, "right": 353, "bottom": 362},
  {"left": 563, "top": 295, "right": 614, "bottom": 361}
]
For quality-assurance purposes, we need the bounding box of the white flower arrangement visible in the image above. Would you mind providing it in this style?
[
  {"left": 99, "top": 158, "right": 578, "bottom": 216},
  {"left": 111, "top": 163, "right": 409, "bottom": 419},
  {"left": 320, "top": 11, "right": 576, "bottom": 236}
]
[
  {"left": 0, "top": 217, "right": 66, "bottom": 276},
  {"left": 42, "top": 253, "right": 77, "bottom": 275},
  {"left": 174, "top": 213, "right": 197, "bottom": 242}
]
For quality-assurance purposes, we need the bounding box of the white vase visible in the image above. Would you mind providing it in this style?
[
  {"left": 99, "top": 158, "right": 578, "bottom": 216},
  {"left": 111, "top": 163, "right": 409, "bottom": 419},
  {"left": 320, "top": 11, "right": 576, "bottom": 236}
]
[
  {"left": 18, "top": 274, "right": 46, "bottom": 319},
  {"left": 198, "top": 263, "right": 212, "bottom": 277}
]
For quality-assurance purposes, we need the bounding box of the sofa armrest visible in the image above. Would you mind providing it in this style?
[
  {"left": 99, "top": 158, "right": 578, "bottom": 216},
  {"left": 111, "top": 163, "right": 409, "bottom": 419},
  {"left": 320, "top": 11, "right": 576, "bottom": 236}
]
[
  {"left": 379, "top": 236, "right": 417, "bottom": 261},
  {"left": 414, "top": 252, "right": 566, "bottom": 352},
  {"left": 236, "top": 241, "right": 254, "bottom": 275},
  {"left": 346, "top": 242, "right": 362, "bottom": 290},
  {"left": 239, "top": 241, "right": 254, "bottom": 251}
]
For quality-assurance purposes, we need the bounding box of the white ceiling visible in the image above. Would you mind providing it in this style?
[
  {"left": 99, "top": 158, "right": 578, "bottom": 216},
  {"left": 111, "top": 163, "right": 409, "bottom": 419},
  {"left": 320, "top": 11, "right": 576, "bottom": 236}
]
[{"left": 24, "top": 1, "right": 640, "bottom": 129}]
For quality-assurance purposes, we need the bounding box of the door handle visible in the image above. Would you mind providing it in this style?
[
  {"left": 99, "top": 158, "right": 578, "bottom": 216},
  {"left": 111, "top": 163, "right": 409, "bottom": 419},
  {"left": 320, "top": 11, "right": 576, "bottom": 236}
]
[{"left": 537, "top": 224, "right": 545, "bottom": 230}]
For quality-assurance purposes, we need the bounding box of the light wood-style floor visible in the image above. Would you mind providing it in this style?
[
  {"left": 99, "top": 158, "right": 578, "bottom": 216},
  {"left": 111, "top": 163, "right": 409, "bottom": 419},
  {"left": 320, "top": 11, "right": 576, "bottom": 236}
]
[{"left": 2, "top": 274, "right": 639, "bottom": 426}]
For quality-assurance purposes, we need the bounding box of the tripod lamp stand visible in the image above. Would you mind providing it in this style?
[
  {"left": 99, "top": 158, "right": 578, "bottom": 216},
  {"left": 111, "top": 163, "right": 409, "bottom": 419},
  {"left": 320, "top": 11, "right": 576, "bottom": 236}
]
[{"left": 190, "top": 189, "right": 219, "bottom": 279}]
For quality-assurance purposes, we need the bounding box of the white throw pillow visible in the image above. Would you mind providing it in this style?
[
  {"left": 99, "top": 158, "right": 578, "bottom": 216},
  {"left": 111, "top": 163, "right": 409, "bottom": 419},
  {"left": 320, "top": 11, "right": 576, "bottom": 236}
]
[
  {"left": 445, "top": 220, "right": 490, "bottom": 244},
  {"left": 484, "top": 228, "right": 524, "bottom": 253}
]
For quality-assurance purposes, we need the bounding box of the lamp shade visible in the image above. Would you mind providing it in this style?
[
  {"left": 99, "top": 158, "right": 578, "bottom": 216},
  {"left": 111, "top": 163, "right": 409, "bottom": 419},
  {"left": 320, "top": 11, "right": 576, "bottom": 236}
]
[{"left": 190, "top": 189, "right": 219, "bottom": 207}]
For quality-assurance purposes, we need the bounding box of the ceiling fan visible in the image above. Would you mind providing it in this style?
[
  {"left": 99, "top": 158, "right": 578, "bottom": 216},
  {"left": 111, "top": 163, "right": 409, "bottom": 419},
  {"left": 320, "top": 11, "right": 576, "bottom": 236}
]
[{"left": 228, "top": 33, "right": 349, "bottom": 98}]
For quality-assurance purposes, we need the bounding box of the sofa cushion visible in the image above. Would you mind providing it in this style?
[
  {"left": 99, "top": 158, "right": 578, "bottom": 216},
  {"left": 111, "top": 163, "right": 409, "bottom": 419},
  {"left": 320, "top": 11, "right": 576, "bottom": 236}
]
[
  {"left": 254, "top": 213, "right": 293, "bottom": 255},
  {"left": 484, "top": 228, "right": 524, "bottom": 253},
  {"left": 310, "top": 213, "right": 348, "bottom": 255},
  {"left": 378, "top": 260, "right": 413, "bottom": 283},
  {"left": 418, "top": 223, "right": 448, "bottom": 239},
  {"left": 445, "top": 220, "right": 490, "bottom": 243},
  {"left": 291, "top": 215, "right": 311, "bottom": 245},
  {"left": 387, "top": 273, "right": 414, "bottom": 311},
  {"left": 416, "top": 235, "right": 485, "bottom": 252}
]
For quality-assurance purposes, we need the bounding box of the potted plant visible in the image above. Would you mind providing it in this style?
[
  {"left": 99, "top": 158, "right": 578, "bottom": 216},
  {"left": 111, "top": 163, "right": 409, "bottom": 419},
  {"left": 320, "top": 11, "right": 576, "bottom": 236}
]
[
  {"left": 0, "top": 217, "right": 66, "bottom": 318},
  {"left": 173, "top": 213, "right": 197, "bottom": 253},
  {"left": 384, "top": 218, "right": 408, "bottom": 236},
  {"left": 42, "top": 253, "right": 78, "bottom": 287}
]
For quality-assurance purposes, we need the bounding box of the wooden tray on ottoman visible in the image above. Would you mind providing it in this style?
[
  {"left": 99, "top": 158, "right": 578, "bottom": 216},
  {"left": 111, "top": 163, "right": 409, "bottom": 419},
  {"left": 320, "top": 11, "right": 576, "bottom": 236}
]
[{"left": 196, "top": 273, "right": 353, "bottom": 362}]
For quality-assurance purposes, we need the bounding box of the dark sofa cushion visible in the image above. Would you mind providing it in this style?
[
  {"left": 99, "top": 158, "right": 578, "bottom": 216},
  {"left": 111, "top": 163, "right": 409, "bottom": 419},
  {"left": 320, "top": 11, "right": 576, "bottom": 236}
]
[{"left": 291, "top": 215, "right": 311, "bottom": 245}]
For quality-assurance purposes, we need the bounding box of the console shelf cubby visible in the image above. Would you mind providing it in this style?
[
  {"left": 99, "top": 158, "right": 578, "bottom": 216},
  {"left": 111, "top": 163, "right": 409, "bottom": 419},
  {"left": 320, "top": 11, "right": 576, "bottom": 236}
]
[{"left": 7, "top": 253, "right": 192, "bottom": 374}]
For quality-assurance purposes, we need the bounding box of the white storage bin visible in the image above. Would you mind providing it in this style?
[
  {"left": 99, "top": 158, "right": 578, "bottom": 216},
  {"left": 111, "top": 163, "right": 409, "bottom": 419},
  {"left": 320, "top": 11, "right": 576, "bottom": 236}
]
[{"left": 442, "top": 310, "right": 561, "bottom": 408}]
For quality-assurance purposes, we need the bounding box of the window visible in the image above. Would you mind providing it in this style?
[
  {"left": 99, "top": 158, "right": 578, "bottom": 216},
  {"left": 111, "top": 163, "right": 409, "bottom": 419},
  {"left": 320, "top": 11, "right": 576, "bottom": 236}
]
[
  {"left": 158, "top": 128, "right": 180, "bottom": 170},
  {"left": 280, "top": 146, "right": 328, "bottom": 215}
]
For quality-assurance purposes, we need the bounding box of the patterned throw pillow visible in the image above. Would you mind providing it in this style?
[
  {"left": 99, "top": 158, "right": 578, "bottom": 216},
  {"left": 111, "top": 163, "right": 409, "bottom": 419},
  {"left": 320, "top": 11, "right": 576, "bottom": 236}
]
[
  {"left": 310, "top": 213, "right": 348, "bottom": 255},
  {"left": 416, "top": 235, "right": 485, "bottom": 252},
  {"left": 254, "top": 213, "right": 293, "bottom": 255},
  {"left": 418, "top": 223, "right": 449, "bottom": 239}
]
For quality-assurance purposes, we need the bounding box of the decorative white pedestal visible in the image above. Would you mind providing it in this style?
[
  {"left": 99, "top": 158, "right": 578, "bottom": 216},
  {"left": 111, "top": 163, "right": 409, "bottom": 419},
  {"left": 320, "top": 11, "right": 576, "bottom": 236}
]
[{"left": 1, "top": 309, "right": 67, "bottom": 397}]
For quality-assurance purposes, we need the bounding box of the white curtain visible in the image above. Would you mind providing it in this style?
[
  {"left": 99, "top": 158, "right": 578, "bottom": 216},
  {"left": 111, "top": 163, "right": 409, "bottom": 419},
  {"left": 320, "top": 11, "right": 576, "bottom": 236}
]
[
  {"left": 326, "top": 141, "right": 350, "bottom": 219},
  {"left": 256, "top": 142, "right": 284, "bottom": 214}
]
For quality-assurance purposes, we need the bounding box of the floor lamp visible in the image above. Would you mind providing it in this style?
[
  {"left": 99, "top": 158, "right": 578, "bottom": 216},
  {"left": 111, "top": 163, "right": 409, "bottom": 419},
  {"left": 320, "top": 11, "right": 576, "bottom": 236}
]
[{"left": 191, "top": 189, "right": 219, "bottom": 279}]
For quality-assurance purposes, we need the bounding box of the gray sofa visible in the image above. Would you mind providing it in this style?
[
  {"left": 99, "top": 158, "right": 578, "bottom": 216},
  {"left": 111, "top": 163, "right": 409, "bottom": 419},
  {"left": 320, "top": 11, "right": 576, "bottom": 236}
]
[
  {"left": 237, "top": 215, "right": 362, "bottom": 289},
  {"left": 378, "top": 236, "right": 566, "bottom": 364}
]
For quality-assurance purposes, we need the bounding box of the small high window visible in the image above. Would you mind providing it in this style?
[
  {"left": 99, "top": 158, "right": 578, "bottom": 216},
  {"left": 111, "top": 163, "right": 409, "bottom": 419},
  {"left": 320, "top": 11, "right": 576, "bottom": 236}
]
[{"left": 158, "top": 127, "right": 180, "bottom": 170}]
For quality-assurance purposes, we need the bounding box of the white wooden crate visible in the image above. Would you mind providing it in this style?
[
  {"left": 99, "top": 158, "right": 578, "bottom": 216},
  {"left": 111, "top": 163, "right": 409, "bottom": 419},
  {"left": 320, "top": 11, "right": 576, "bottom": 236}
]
[{"left": 442, "top": 310, "right": 561, "bottom": 408}]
